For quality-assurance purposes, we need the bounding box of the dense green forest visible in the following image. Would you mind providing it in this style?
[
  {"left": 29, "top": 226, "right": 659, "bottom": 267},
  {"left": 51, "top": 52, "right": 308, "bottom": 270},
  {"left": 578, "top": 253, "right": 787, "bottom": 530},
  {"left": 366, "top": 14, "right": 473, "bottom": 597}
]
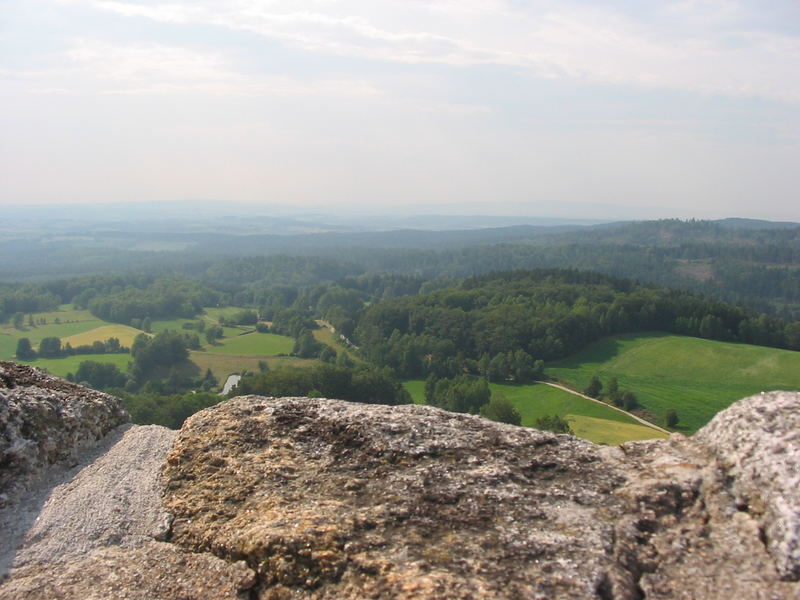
[
  {"left": 3, "top": 217, "right": 800, "bottom": 433},
  {"left": 352, "top": 269, "right": 800, "bottom": 380},
  {"left": 3, "top": 219, "right": 800, "bottom": 319},
  {"left": 233, "top": 363, "right": 410, "bottom": 406}
]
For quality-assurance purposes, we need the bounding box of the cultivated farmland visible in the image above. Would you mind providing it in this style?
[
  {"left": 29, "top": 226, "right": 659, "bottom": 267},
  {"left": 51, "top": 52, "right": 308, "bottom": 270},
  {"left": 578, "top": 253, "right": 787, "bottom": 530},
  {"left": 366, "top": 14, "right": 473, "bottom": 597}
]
[{"left": 62, "top": 324, "right": 143, "bottom": 348}]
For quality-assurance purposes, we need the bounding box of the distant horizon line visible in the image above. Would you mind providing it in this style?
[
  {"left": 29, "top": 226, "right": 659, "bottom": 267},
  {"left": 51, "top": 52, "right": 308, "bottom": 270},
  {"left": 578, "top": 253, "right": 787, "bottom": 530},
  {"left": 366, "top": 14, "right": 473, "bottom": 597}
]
[{"left": 1, "top": 200, "right": 797, "bottom": 225}]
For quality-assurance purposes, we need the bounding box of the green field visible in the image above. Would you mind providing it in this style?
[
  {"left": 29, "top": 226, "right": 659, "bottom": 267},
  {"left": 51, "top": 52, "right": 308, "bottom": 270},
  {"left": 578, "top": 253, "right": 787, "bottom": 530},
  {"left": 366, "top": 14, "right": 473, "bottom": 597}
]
[
  {"left": 190, "top": 351, "right": 318, "bottom": 382},
  {"left": 1, "top": 306, "right": 311, "bottom": 391},
  {"left": 150, "top": 309, "right": 249, "bottom": 338},
  {"left": 34, "top": 306, "right": 97, "bottom": 323},
  {"left": 313, "top": 326, "right": 338, "bottom": 348},
  {"left": 568, "top": 415, "right": 666, "bottom": 445},
  {"left": 0, "top": 307, "right": 134, "bottom": 376},
  {"left": 547, "top": 332, "right": 800, "bottom": 432},
  {"left": 402, "top": 379, "right": 665, "bottom": 445},
  {"left": 150, "top": 318, "right": 245, "bottom": 339},
  {"left": 209, "top": 332, "right": 294, "bottom": 356},
  {"left": 404, "top": 379, "right": 426, "bottom": 405},
  {"left": 1, "top": 306, "right": 106, "bottom": 359},
  {"left": 312, "top": 326, "right": 362, "bottom": 363},
  {"left": 149, "top": 317, "right": 198, "bottom": 334},
  {"left": 20, "top": 353, "right": 131, "bottom": 377},
  {"left": 0, "top": 333, "right": 17, "bottom": 360},
  {"left": 202, "top": 307, "right": 251, "bottom": 322}
]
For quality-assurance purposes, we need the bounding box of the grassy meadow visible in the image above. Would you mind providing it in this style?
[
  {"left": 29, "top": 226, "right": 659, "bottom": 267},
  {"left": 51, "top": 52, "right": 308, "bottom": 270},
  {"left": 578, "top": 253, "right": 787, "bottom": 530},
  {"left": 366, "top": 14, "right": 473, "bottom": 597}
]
[
  {"left": 0, "top": 306, "right": 106, "bottom": 355},
  {"left": 404, "top": 379, "right": 426, "bottom": 405},
  {"left": 150, "top": 317, "right": 246, "bottom": 339},
  {"left": 190, "top": 352, "right": 318, "bottom": 383},
  {"left": 547, "top": 332, "right": 800, "bottom": 433},
  {"left": 149, "top": 317, "right": 197, "bottom": 334},
  {"left": 19, "top": 353, "right": 131, "bottom": 377},
  {"left": 209, "top": 332, "right": 294, "bottom": 356},
  {"left": 313, "top": 326, "right": 362, "bottom": 363},
  {"left": 567, "top": 415, "right": 666, "bottom": 446},
  {"left": 312, "top": 326, "right": 339, "bottom": 348},
  {"left": 0, "top": 333, "right": 17, "bottom": 360},
  {"left": 402, "top": 379, "right": 666, "bottom": 445}
]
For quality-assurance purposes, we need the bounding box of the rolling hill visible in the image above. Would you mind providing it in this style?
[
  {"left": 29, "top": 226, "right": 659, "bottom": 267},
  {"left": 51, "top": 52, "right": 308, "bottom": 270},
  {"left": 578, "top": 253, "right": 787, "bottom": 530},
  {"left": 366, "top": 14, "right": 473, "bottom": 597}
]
[{"left": 547, "top": 332, "right": 800, "bottom": 432}]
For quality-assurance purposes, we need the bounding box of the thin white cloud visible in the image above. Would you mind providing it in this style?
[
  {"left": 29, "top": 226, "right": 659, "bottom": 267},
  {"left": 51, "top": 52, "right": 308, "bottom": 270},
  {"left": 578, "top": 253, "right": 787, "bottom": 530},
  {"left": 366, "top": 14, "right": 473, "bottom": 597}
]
[
  {"left": 9, "top": 38, "right": 382, "bottom": 98},
  {"left": 5, "top": 37, "right": 491, "bottom": 115},
  {"left": 75, "top": 0, "right": 800, "bottom": 102}
]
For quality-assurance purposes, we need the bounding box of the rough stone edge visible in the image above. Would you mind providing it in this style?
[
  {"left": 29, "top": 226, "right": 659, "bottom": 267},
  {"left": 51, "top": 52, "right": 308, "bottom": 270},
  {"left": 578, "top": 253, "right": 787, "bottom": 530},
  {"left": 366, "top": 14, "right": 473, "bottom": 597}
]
[
  {"left": 694, "top": 390, "right": 800, "bottom": 581},
  {"left": 0, "top": 361, "right": 130, "bottom": 508}
]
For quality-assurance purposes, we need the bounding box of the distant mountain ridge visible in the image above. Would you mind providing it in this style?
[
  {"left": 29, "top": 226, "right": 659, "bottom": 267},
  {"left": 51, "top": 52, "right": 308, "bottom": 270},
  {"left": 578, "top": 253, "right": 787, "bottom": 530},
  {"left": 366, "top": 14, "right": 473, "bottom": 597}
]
[
  {"left": 715, "top": 217, "right": 800, "bottom": 230},
  {"left": 2, "top": 216, "right": 800, "bottom": 318}
]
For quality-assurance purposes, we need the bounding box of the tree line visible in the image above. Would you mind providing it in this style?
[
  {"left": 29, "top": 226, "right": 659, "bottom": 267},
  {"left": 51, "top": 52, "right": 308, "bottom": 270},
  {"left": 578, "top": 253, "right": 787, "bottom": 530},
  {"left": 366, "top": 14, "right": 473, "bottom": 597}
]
[
  {"left": 15, "top": 336, "right": 129, "bottom": 360},
  {"left": 352, "top": 269, "right": 800, "bottom": 380}
]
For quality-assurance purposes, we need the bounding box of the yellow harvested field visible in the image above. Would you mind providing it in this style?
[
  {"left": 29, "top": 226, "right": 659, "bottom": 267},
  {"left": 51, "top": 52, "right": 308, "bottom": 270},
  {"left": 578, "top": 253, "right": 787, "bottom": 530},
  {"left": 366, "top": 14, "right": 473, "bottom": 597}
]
[
  {"left": 566, "top": 414, "right": 668, "bottom": 446},
  {"left": 63, "top": 325, "right": 145, "bottom": 348},
  {"left": 189, "top": 351, "right": 319, "bottom": 383}
]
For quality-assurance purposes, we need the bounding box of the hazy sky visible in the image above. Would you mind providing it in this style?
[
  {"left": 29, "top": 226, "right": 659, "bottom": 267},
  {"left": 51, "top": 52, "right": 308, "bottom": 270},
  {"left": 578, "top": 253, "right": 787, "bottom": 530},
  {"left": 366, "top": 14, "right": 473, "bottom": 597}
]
[{"left": 2, "top": 0, "right": 799, "bottom": 220}]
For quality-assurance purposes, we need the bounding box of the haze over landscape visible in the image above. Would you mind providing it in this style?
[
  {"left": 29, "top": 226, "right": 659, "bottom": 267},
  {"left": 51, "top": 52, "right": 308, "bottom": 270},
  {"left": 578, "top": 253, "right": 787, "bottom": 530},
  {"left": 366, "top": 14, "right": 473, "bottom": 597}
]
[{"left": 2, "top": 0, "right": 800, "bottom": 220}]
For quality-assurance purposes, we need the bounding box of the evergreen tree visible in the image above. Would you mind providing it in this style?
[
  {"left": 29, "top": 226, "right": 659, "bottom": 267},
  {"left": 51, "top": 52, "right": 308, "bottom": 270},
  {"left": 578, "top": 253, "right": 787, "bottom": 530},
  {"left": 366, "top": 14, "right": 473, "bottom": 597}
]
[
  {"left": 205, "top": 325, "right": 223, "bottom": 344},
  {"left": 200, "top": 368, "right": 218, "bottom": 391},
  {"left": 319, "top": 346, "right": 337, "bottom": 363},
  {"left": 293, "top": 331, "right": 323, "bottom": 358},
  {"left": 480, "top": 392, "right": 522, "bottom": 425},
  {"left": 15, "top": 338, "right": 36, "bottom": 360},
  {"left": 38, "top": 337, "right": 62, "bottom": 358},
  {"left": 427, "top": 375, "right": 491, "bottom": 414},
  {"left": 535, "top": 414, "right": 572, "bottom": 434},
  {"left": 621, "top": 390, "right": 638, "bottom": 411},
  {"left": 74, "top": 361, "right": 128, "bottom": 390},
  {"left": 131, "top": 330, "right": 189, "bottom": 373},
  {"left": 584, "top": 375, "right": 602, "bottom": 398},
  {"left": 606, "top": 377, "right": 620, "bottom": 405},
  {"left": 665, "top": 408, "right": 679, "bottom": 428}
]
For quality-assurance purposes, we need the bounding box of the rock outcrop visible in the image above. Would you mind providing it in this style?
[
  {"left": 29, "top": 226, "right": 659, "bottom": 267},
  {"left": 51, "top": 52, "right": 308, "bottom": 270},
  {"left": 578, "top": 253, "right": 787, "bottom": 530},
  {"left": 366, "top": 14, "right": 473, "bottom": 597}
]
[
  {"left": 0, "top": 361, "right": 128, "bottom": 507},
  {"left": 1, "top": 362, "right": 798, "bottom": 599},
  {"left": 0, "top": 364, "right": 254, "bottom": 600},
  {"left": 161, "top": 393, "right": 800, "bottom": 599},
  {"left": 695, "top": 392, "right": 800, "bottom": 581},
  {"left": 164, "top": 397, "right": 631, "bottom": 599}
]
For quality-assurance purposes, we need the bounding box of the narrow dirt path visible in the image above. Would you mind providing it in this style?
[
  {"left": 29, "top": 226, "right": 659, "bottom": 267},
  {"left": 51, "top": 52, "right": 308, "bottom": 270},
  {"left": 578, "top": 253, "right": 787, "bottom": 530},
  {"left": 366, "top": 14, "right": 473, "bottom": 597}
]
[{"left": 534, "top": 380, "right": 671, "bottom": 435}]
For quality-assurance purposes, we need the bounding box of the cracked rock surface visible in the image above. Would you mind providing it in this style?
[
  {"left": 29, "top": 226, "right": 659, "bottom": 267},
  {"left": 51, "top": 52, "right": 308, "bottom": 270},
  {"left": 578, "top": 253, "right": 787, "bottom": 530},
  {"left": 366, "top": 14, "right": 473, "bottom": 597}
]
[
  {"left": 1, "top": 362, "right": 799, "bottom": 599},
  {"left": 164, "top": 396, "right": 632, "bottom": 599},
  {"left": 2, "top": 542, "right": 256, "bottom": 600},
  {"left": 0, "top": 361, "right": 129, "bottom": 507},
  {"left": 163, "top": 393, "right": 800, "bottom": 599},
  {"left": 695, "top": 391, "right": 800, "bottom": 581},
  {"left": 0, "top": 364, "right": 256, "bottom": 600}
]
